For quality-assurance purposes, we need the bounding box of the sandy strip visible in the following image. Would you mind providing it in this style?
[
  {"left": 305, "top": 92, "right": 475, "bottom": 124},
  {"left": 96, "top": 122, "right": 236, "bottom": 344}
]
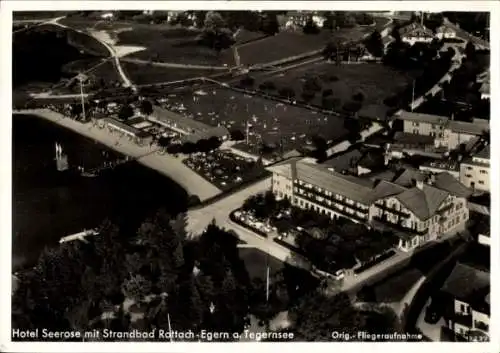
[{"left": 15, "top": 109, "right": 222, "bottom": 202}]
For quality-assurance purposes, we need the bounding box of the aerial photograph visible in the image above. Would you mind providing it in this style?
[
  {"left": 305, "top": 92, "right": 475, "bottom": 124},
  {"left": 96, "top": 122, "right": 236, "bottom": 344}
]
[{"left": 9, "top": 7, "right": 491, "bottom": 345}]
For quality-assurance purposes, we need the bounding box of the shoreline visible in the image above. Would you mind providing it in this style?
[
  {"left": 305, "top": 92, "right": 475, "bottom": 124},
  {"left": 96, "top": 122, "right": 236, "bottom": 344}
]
[{"left": 14, "top": 109, "right": 222, "bottom": 202}]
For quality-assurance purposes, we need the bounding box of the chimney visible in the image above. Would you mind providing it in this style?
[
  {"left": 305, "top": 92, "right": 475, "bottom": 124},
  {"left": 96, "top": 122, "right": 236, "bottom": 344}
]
[{"left": 413, "top": 178, "right": 424, "bottom": 189}]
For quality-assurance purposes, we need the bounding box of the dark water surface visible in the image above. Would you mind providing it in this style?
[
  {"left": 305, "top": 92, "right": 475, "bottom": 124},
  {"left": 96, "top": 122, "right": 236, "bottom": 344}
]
[{"left": 12, "top": 114, "right": 188, "bottom": 270}]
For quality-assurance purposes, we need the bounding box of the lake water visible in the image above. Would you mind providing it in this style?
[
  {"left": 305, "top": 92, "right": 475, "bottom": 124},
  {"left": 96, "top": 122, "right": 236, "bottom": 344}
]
[{"left": 12, "top": 114, "right": 189, "bottom": 270}]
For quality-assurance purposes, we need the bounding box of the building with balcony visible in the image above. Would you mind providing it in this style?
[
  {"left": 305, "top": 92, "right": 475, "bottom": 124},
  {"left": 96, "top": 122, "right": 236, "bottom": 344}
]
[
  {"left": 438, "top": 262, "right": 490, "bottom": 341},
  {"left": 268, "top": 159, "right": 471, "bottom": 251},
  {"left": 460, "top": 145, "right": 490, "bottom": 192},
  {"left": 435, "top": 25, "right": 456, "bottom": 39},
  {"left": 419, "top": 160, "right": 460, "bottom": 179},
  {"left": 398, "top": 23, "right": 434, "bottom": 45},
  {"left": 397, "top": 111, "right": 489, "bottom": 151}
]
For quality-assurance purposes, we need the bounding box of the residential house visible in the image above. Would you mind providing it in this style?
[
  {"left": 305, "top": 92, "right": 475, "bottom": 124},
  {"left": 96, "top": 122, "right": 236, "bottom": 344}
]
[
  {"left": 397, "top": 111, "right": 489, "bottom": 150},
  {"left": 370, "top": 171, "right": 471, "bottom": 251},
  {"left": 281, "top": 11, "right": 325, "bottom": 30},
  {"left": 398, "top": 23, "right": 434, "bottom": 45},
  {"left": 268, "top": 159, "right": 471, "bottom": 251},
  {"left": 438, "top": 262, "right": 490, "bottom": 341},
  {"left": 460, "top": 145, "right": 490, "bottom": 192}
]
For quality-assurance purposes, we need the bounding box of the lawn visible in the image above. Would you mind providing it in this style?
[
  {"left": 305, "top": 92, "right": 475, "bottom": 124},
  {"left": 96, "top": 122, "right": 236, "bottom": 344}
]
[
  {"left": 254, "top": 62, "right": 418, "bottom": 112},
  {"left": 116, "top": 27, "right": 235, "bottom": 66},
  {"left": 159, "top": 88, "right": 349, "bottom": 152},
  {"left": 237, "top": 27, "right": 375, "bottom": 66},
  {"left": 239, "top": 248, "right": 284, "bottom": 280},
  {"left": 370, "top": 267, "right": 424, "bottom": 303},
  {"left": 122, "top": 62, "right": 220, "bottom": 85}
]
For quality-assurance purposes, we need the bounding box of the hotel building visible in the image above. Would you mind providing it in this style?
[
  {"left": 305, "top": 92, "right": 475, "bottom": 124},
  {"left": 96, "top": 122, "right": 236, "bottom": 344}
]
[{"left": 268, "top": 159, "right": 471, "bottom": 252}]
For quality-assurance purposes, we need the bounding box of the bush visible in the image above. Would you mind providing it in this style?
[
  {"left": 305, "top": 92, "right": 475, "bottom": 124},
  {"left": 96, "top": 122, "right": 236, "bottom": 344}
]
[
  {"left": 259, "top": 81, "right": 276, "bottom": 91},
  {"left": 187, "top": 195, "right": 201, "bottom": 207},
  {"left": 322, "top": 89, "right": 334, "bottom": 97},
  {"left": 278, "top": 87, "right": 295, "bottom": 99}
]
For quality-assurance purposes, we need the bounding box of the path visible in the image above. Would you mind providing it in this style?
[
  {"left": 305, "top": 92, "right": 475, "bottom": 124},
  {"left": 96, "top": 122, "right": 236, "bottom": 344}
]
[
  {"left": 50, "top": 18, "right": 136, "bottom": 91},
  {"left": 15, "top": 109, "right": 221, "bottom": 202},
  {"left": 121, "top": 57, "right": 229, "bottom": 71}
]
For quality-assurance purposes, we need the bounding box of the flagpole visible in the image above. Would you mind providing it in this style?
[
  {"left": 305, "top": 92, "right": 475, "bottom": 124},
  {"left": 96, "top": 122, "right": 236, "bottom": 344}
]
[
  {"left": 167, "top": 313, "right": 173, "bottom": 343},
  {"left": 411, "top": 80, "right": 415, "bottom": 112}
]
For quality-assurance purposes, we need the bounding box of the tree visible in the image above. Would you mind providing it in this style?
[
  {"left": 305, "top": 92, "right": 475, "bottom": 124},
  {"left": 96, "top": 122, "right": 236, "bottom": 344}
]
[
  {"left": 303, "top": 18, "right": 320, "bottom": 34},
  {"left": 139, "top": 100, "right": 153, "bottom": 116},
  {"left": 204, "top": 11, "right": 226, "bottom": 32},
  {"left": 239, "top": 75, "right": 255, "bottom": 88},
  {"left": 261, "top": 12, "right": 280, "bottom": 35},
  {"left": 230, "top": 129, "right": 245, "bottom": 141},
  {"left": 259, "top": 81, "right": 276, "bottom": 91},
  {"left": 303, "top": 76, "right": 322, "bottom": 93},
  {"left": 278, "top": 87, "right": 296, "bottom": 99},
  {"left": 465, "top": 41, "right": 476, "bottom": 60},
  {"left": 291, "top": 291, "right": 364, "bottom": 341},
  {"left": 118, "top": 104, "right": 134, "bottom": 121}
]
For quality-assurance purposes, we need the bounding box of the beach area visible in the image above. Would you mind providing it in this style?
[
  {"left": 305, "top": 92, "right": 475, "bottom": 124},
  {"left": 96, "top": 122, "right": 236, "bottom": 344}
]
[{"left": 14, "top": 109, "right": 222, "bottom": 202}]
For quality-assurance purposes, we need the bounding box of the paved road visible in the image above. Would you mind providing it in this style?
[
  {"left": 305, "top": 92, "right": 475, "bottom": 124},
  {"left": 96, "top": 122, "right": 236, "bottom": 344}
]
[
  {"left": 50, "top": 18, "right": 136, "bottom": 91},
  {"left": 186, "top": 177, "right": 311, "bottom": 269}
]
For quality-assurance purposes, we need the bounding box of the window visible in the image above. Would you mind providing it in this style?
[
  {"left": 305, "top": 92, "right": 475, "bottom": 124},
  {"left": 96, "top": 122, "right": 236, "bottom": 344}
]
[
  {"left": 431, "top": 124, "right": 435, "bottom": 129},
  {"left": 460, "top": 304, "right": 466, "bottom": 313},
  {"left": 466, "top": 166, "right": 473, "bottom": 170},
  {"left": 480, "top": 170, "right": 487, "bottom": 174},
  {"left": 479, "top": 180, "right": 485, "bottom": 185},
  {"left": 430, "top": 132, "right": 435, "bottom": 137},
  {"left": 413, "top": 129, "right": 419, "bottom": 134},
  {"left": 465, "top": 174, "right": 472, "bottom": 178},
  {"left": 438, "top": 133, "right": 443, "bottom": 138}
]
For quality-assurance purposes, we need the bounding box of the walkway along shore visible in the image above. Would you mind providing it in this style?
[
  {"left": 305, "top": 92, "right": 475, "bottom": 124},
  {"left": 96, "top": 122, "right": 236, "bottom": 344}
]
[{"left": 14, "top": 109, "right": 222, "bottom": 202}]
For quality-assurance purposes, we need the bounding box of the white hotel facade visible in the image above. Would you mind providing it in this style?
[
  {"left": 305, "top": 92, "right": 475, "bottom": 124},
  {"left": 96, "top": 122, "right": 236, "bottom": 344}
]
[{"left": 269, "top": 158, "right": 471, "bottom": 252}]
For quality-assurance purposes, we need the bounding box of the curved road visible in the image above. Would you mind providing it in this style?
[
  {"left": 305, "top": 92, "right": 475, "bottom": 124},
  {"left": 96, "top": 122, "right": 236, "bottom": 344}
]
[{"left": 49, "top": 18, "right": 136, "bottom": 91}]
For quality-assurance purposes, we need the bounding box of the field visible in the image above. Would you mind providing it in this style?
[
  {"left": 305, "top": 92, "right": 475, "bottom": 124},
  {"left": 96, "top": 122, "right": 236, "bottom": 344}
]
[
  {"left": 237, "top": 27, "right": 373, "bottom": 66},
  {"left": 122, "top": 62, "right": 219, "bottom": 85},
  {"left": 254, "top": 62, "right": 419, "bottom": 112},
  {"left": 116, "top": 27, "right": 235, "bottom": 66},
  {"left": 159, "top": 87, "right": 349, "bottom": 152}
]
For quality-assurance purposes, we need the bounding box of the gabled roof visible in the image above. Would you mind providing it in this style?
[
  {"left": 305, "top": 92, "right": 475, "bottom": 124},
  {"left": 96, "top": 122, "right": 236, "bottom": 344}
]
[
  {"left": 373, "top": 180, "right": 407, "bottom": 199},
  {"left": 295, "top": 161, "right": 377, "bottom": 205},
  {"left": 475, "top": 145, "right": 490, "bottom": 159},
  {"left": 434, "top": 172, "right": 472, "bottom": 198},
  {"left": 441, "top": 262, "right": 490, "bottom": 305},
  {"left": 266, "top": 156, "right": 303, "bottom": 179},
  {"left": 448, "top": 120, "right": 489, "bottom": 136},
  {"left": 393, "top": 169, "right": 426, "bottom": 187},
  {"left": 394, "top": 184, "right": 449, "bottom": 220}
]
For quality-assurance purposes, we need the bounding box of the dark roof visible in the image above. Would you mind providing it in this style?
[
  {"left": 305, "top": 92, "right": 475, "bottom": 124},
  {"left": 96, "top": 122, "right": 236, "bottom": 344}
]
[
  {"left": 358, "top": 104, "right": 390, "bottom": 120},
  {"left": 295, "top": 161, "right": 378, "bottom": 205},
  {"left": 394, "top": 169, "right": 426, "bottom": 187},
  {"left": 181, "top": 125, "right": 229, "bottom": 144},
  {"left": 373, "top": 180, "right": 407, "bottom": 199},
  {"left": 434, "top": 172, "right": 472, "bottom": 198},
  {"left": 393, "top": 132, "right": 435, "bottom": 145},
  {"left": 321, "top": 149, "right": 363, "bottom": 172},
  {"left": 448, "top": 120, "right": 489, "bottom": 136},
  {"left": 441, "top": 262, "right": 490, "bottom": 310},
  {"left": 102, "top": 118, "right": 151, "bottom": 138},
  {"left": 394, "top": 184, "right": 449, "bottom": 220},
  {"left": 266, "top": 156, "right": 303, "bottom": 179},
  {"left": 474, "top": 145, "right": 490, "bottom": 159},
  {"left": 152, "top": 105, "right": 210, "bottom": 133}
]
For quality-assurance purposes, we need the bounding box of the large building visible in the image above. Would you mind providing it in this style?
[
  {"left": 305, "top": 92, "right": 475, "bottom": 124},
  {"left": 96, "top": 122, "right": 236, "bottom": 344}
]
[
  {"left": 460, "top": 145, "right": 490, "bottom": 192},
  {"left": 268, "top": 159, "right": 471, "bottom": 252},
  {"left": 397, "top": 111, "right": 489, "bottom": 150},
  {"left": 398, "top": 23, "right": 434, "bottom": 45}
]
